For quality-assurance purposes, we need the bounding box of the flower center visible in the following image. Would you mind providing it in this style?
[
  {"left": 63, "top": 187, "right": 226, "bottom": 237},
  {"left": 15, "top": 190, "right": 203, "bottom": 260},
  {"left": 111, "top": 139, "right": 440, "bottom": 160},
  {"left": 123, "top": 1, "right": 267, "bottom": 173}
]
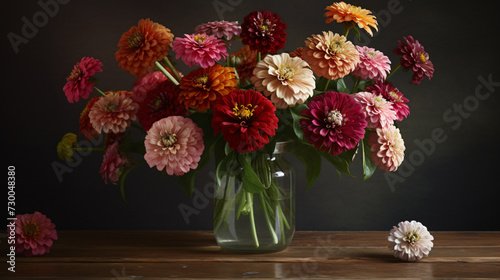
[
  {"left": 67, "top": 65, "right": 82, "bottom": 81},
  {"left": 325, "top": 110, "right": 343, "bottom": 127},
  {"left": 194, "top": 75, "right": 210, "bottom": 90},
  {"left": 419, "top": 54, "right": 427, "bottom": 63},
  {"left": 194, "top": 35, "right": 206, "bottom": 44},
  {"left": 403, "top": 231, "right": 421, "bottom": 243},
  {"left": 127, "top": 31, "right": 144, "bottom": 49},
  {"left": 23, "top": 221, "right": 40, "bottom": 238},
  {"left": 106, "top": 102, "right": 118, "bottom": 112},
  {"left": 277, "top": 66, "right": 295, "bottom": 83},
  {"left": 153, "top": 98, "right": 163, "bottom": 110},
  {"left": 389, "top": 91, "right": 401, "bottom": 102},
  {"left": 328, "top": 40, "right": 345, "bottom": 55},
  {"left": 259, "top": 18, "right": 274, "bottom": 35},
  {"left": 162, "top": 133, "right": 177, "bottom": 148},
  {"left": 233, "top": 104, "right": 255, "bottom": 120},
  {"left": 374, "top": 96, "right": 385, "bottom": 107}
]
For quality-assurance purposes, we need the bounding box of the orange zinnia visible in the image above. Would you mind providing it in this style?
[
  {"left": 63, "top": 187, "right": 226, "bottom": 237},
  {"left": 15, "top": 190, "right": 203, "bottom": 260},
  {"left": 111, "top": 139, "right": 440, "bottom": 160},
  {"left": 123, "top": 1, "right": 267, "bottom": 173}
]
[
  {"left": 231, "top": 45, "right": 258, "bottom": 82},
  {"left": 115, "top": 18, "right": 174, "bottom": 78},
  {"left": 178, "top": 64, "right": 237, "bottom": 112},
  {"left": 324, "top": 2, "right": 378, "bottom": 36}
]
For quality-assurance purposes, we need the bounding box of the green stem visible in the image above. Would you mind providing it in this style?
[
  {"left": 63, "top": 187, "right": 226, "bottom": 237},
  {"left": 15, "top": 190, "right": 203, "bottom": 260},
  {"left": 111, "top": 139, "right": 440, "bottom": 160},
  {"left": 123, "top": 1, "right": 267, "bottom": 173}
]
[
  {"left": 387, "top": 63, "right": 401, "bottom": 80},
  {"left": 259, "top": 192, "right": 278, "bottom": 245},
  {"left": 93, "top": 86, "right": 107, "bottom": 97},
  {"left": 163, "top": 57, "right": 182, "bottom": 82},
  {"left": 154, "top": 61, "right": 179, "bottom": 85},
  {"left": 351, "top": 77, "right": 360, "bottom": 94},
  {"left": 324, "top": 79, "right": 331, "bottom": 92},
  {"left": 343, "top": 28, "right": 350, "bottom": 37},
  {"left": 232, "top": 67, "right": 240, "bottom": 87},
  {"left": 247, "top": 192, "right": 259, "bottom": 248},
  {"left": 257, "top": 51, "right": 262, "bottom": 62}
]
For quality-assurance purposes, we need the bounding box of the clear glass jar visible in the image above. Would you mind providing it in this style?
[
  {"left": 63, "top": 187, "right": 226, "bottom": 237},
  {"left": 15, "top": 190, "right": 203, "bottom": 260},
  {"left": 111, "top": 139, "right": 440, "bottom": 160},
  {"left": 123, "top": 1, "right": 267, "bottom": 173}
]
[{"left": 214, "top": 142, "right": 295, "bottom": 253}]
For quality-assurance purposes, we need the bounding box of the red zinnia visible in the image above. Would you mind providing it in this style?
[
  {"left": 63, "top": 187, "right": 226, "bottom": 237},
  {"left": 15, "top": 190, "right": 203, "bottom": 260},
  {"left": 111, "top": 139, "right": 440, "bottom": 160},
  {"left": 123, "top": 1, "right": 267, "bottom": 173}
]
[
  {"left": 393, "top": 36, "right": 434, "bottom": 85},
  {"left": 79, "top": 96, "right": 100, "bottom": 140},
  {"left": 63, "top": 57, "right": 103, "bottom": 103},
  {"left": 212, "top": 89, "right": 279, "bottom": 153},
  {"left": 240, "top": 10, "right": 287, "bottom": 54},
  {"left": 137, "top": 80, "right": 187, "bottom": 131},
  {"left": 300, "top": 91, "right": 367, "bottom": 156}
]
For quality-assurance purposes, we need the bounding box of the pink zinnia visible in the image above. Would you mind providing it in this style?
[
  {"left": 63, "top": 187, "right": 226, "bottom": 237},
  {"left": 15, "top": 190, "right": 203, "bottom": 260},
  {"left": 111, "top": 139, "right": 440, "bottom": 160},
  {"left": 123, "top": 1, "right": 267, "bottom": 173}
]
[
  {"left": 100, "top": 141, "right": 129, "bottom": 184},
  {"left": 15, "top": 211, "right": 58, "bottom": 256},
  {"left": 354, "top": 91, "right": 397, "bottom": 129},
  {"left": 352, "top": 46, "right": 391, "bottom": 81},
  {"left": 172, "top": 34, "right": 228, "bottom": 68},
  {"left": 195, "top": 20, "right": 241, "bottom": 40},
  {"left": 131, "top": 71, "right": 168, "bottom": 104},
  {"left": 368, "top": 125, "right": 405, "bottom": 172},
  {"left": 144, "top": 116, "right": 204, "bottom": 176},
  {"left": 367, "top": 81, "right": 409, "bottom": 121},
  {"left": 63, "top": 57, "right": 103, "bottom": 103},
  {"left": 89, "top": 91, "right": 139, "bottom": 134},
  {"left": 300, "top": 91, "right": 367, "bottom": 156},
  {"left": 393, "top": 36, "right": 434, "bottom": 85}
]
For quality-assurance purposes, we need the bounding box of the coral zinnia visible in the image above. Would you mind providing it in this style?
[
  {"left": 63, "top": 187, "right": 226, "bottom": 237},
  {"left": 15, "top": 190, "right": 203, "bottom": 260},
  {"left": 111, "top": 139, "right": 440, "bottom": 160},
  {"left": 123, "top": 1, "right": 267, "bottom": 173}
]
[
  {"left": 115, "top": 18, "right": 174, "bottom": 78},
  {"left": 366, "top": 81, "right": 409, "bottom": 121},
  {"left": 300, "top": 91, "right": 366, "bottom": 156},
  {"left": 251, "top": 53, "right": 315, "bottom": 109},
  {"left": 302, "top": 31, "right": 360, "bottom": 80},
  {"left": 354, "top": 91, "right": 397, "bottom": 129},
  {"left": 63, "top": 57, "right": 103, "bottom": 103},
  {"left": 393, "top": 36, "right": 434, "bottom": 85},
  {"left": 172, "top": 33, "right": 228, "bottom": 68},
  {"left": 212, "top": 89, "right": 279, "bottom": 153},
  {"left": 100, "top": 141, "right": 130, "bottom": 184},
  {"left": 240, "top": 10, "right": 287, "bottom": 54},
  {"left": 388, "top": 220, "right": 434, "bottom": 261},
  {"left": 144, "top": 116, "right": 204, "bottom": 176},
  {"left": 15, "top": 211, "right": 58, "bottom": 256},
  {"left": 352, "top": 46, "right": 391, "bottom": 81},
  {"left": 137, "top": 80, "right": 187, "bottom": 131},
  {"left": 179, "top": 64, "right": 237, "bottom": 111},
  {"left": 195, "top": 20, "right": 241, "bottom": 40},
  {"left": 79, "top": 96, "right": 100, "bottom": 141},
  {"left": 368, "top": 125, "right": 405, "bottom": 172},
  {"left": 89, "top": 91, "right": 139, "bottom": 134},
  {"left": 231, "top": 45, "right": 258, "bottom": 82},
  {"left": 324, "top": 2, "right": 378, "bottom": 36}
]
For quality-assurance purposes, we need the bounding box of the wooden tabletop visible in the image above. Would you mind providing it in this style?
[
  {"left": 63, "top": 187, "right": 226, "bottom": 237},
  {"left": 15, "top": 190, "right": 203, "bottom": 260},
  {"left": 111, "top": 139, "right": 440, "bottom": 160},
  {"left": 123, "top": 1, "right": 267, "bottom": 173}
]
[{"left": 3, "top": 231, "right": 500, "bottom": 279}]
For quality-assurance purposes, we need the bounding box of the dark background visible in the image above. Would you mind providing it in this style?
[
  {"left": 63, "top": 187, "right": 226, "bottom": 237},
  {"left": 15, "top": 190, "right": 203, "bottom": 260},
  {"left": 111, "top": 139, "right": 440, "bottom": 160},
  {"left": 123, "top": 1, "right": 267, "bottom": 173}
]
[{"left": 2, "top": 0, "right": 499, "bottom": 231}]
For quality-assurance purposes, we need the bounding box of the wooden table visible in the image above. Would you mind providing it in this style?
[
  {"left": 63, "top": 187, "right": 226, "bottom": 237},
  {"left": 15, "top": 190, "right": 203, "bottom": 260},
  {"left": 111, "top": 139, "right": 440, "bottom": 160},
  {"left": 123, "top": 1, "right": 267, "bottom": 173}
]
[{"left": 3, "top": 231, "right": 500, "bottom": 279}]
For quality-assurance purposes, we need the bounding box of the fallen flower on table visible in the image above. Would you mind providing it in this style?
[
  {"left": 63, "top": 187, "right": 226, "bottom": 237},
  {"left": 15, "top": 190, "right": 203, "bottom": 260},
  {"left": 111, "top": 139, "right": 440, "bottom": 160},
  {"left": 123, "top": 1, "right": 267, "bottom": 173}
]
[{"left": 388, "top": 220, "right": 434, "bottom": 261}]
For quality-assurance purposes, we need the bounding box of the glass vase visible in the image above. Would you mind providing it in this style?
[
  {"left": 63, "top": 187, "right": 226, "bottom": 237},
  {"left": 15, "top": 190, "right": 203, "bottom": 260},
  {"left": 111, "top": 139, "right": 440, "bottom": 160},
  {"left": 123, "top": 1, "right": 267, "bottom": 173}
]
[{"left": 213, "top": 142, "right": 295, "bottom": 253}]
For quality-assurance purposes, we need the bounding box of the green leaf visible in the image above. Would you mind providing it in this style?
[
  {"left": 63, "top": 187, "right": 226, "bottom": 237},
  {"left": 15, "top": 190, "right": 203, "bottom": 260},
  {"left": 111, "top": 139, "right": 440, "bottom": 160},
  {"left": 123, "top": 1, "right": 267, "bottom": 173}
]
[
  {"left": 215, "top": 150, "right": 237, "bottom": 187},
  {"left": 362, "top": 138, "right": 377, "bottom": 181},
  {"left": 289, "top": 104, "right": 307, "bottom": 141},
  {"left": 352, "top": 26, "right": 362, "bottom": 41},
  {"left": 289, "top": 142, "right": 322, "bottom": 190},
  {"left": 321, "top": 152, "right": 354, "bottom": 177},
  {"left": 119, "top": 161, "right": 145, "bottom": 203},
  {"left": 238, "top": 153, "right": 266, "bottom": 193},
  {"left": 336, "top": 78, "right": 350, "bottom": 94}
]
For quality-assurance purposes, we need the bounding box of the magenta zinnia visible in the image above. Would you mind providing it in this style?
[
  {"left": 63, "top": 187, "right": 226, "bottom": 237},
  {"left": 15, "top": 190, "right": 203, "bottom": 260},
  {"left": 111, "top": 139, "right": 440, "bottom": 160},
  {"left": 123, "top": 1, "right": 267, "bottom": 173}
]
[
  {"left": 89, "top": 91, "right": 139, "bottom": 134},
  {"left": 212, "top": 89, "right": 279, "bottom": 153},
  {"left": 393, "top": 36, "right": 434, "bottom": 85},
  {"left": 300, "top": 91, "right": 367, "bottom": 156},
  {"left": 63, "top": 57, "right": 103, "bottom": 103},
  {"left": 172, "top": 33, "right": 228, "bottom": 68},
  {"left": 354, "top": 91, "right": 397, "bottom": 129},
  {"left": 15, "top": 211, "right": 58, "bottom": 256},
  {"left": 352, "top": 45, "right": 391, "bottom": 81},
  {"left": 144, "top": 116, "right": 204, "bottom": 176},
  {"left": 195, "top": 20, "right": 241, "bottom": 40},
  {"left": 240, "top": 10, "right": 287, "bottom": 54},
  {"left": 100, "top": 141, "right": 130, "bottom": 184},
  {"left": 366, "top": 80, "right": 409, "bottom": 121},
  {"left": 368, "top": 125, "right": 405, "bottom": 172}
]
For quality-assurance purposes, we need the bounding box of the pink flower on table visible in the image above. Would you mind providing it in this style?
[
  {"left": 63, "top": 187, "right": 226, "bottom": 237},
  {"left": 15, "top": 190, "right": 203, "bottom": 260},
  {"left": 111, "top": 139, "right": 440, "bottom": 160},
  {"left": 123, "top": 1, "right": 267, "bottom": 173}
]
[
  {"left": 99, "top": 141, "right": 130, "bottom": 184},
  {"left": 172, "top": 34, "right": 228, "bottom": 68},
  {"left": 195, "top": 20, "right": 241, "bottom": 40},
  {"left": 368, "top": 125, "right": 405, "bottom": 172},
  {"left": 354, "top": 91, "right": 397, "bottom": 129},
  {"left": 144, "top": 116, "right": 204, "bottom": 176},
  {"left": 15, "top": 211, "right": 58, "bottom": 256},
  {"left": 63, "top": 57, "right": 103, "bottom": 103},
  {"left": 366, "top": 80, "right": 409, "bottom": 121},
  {"left": 89, "top": 91, "right": 139, "bottom": 134},
  {"left": 352, "top": 46, "right": 391, "bottom": 81},
  {"left": 388, "top": 220, "right": 434, "bottom": 261}
]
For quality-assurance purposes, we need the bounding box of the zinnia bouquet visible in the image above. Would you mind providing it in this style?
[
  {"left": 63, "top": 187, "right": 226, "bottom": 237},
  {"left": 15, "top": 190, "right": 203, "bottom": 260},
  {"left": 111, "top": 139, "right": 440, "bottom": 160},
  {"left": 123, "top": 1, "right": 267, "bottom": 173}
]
[{"left": 58, "top": 2, "right": 434, "bottom": 249}]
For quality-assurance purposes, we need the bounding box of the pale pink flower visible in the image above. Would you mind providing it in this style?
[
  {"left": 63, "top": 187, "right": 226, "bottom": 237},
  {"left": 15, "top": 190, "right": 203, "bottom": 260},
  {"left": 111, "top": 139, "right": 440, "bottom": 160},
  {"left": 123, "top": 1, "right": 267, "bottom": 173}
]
[
  {"left": 89, "top": 92, "right": 139, "bottom": 134},
  {"left": 144, "top": 116, "right": 204, "bottom": 176},
  {"left": 354, "top": 91, "right": 397, "bottom": 129},
  {"left": 195, "top": 20, "right": 241, "bottom": 40},
  {"left": 388, "top": 220, "right": 434, "bottom": 261},
  {"left": 15, "top": 212, "right": 58, "bottom": 256},
  {"left": 352, "top": 46, "right": 391, "bottom": 81},
  {"left": 368, "top": 125, "right": 405, "bottom": 172},
  {"left": 100, "top": 141, "right": 129, "bottom": 184},
  {"left": 251, "top": 53, "right": 315, "bottom": 109},
  {"left": 172, "top": 34, "right": 228, "bottom": 68}
]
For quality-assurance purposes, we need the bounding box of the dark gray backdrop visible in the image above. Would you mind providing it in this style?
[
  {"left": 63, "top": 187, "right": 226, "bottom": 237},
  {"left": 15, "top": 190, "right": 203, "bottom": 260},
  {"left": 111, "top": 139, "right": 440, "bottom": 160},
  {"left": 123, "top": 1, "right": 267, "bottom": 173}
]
[{"left": 2, "top": 0, "right": 499, "bottom": 231}]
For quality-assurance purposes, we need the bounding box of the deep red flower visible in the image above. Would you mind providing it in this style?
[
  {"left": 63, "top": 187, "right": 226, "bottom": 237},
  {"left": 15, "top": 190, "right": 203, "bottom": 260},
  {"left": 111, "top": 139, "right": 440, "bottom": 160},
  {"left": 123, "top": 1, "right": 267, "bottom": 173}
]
[
  {"left": 240, "top": 10, "right": 287, "bottom": 54},
  {"left": 212, "top": 89, "right": 278, "bottom": 153},
  {"left": 300, "top": 91, "right": 367, "bottom": 156},
  {"left": 137, "top": 80, "right": 187, "bottom": 131},
  {"left": 366, "top": 80, "right": 409, "bottom": 121},
  {"left": 79, "top": 96, "right": 100, "bottom": 140},
  {"left": 393, "top": 36, "right": 434, "bottom": 85},
  {"left": 63, "top": 57, "right": 103, "bottom": 103}
]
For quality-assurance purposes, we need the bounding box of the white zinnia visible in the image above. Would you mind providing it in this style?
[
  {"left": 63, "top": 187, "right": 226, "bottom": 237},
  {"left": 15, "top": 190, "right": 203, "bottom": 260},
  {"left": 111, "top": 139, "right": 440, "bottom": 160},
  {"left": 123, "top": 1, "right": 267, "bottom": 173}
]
[
  {"left": 388, "top": 220, "right": 434, "bottom": 261},
  {"left": 251, "top": 53, "right": 315, "bottom": 109}
]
